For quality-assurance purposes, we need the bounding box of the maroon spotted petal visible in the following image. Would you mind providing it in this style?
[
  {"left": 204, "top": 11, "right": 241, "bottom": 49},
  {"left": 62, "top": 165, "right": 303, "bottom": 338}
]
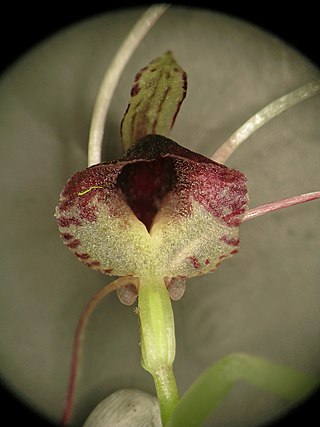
[{"left": 55, "top": 134, "right": 248, "bottom": 278}]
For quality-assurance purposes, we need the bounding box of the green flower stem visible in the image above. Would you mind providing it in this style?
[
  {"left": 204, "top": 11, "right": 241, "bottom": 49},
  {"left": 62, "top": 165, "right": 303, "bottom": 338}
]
[
  {"left": 138, "top": 275, "right": 179, "bottom": 425},
  {"left": 153, "top": 366, "right": 179, "bottom": 426}
]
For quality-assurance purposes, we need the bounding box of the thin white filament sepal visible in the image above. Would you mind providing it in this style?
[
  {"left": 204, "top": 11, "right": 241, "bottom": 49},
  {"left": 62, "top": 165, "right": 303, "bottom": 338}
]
[
  {"left": 212, "top": 79, "right": 320, "bottom": 164},
  {"left": 88, "top": 4, "right": 170, "bottom": 167},
  {"left": 243, "top": 191, "right": 320, "bottom": 222}
]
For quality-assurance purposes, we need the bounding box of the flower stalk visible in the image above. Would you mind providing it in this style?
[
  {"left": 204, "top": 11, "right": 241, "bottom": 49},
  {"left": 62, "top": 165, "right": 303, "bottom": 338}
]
[{"left": 138, "top": 275, "right": 179, "bottom": 424}]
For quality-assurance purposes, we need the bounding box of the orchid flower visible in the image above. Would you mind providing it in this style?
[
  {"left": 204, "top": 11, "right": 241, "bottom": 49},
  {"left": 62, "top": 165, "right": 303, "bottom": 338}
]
[{"left": 55, "top": 6, "right": 320, "bottom": 427}]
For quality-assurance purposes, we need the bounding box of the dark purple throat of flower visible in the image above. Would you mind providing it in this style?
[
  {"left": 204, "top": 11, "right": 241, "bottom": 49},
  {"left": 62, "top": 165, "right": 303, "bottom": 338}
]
[
  {"left": 56, "top": 135, "right": 248, "bottom": 278},
  {"left": 118, "top": 156, "right": 175, "bottom": 231}
]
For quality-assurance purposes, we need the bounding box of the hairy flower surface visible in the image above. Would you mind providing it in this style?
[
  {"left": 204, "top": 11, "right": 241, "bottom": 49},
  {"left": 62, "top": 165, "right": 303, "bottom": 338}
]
[{"left": 56, "top": 134, "right": 248, "bottom": 279}]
